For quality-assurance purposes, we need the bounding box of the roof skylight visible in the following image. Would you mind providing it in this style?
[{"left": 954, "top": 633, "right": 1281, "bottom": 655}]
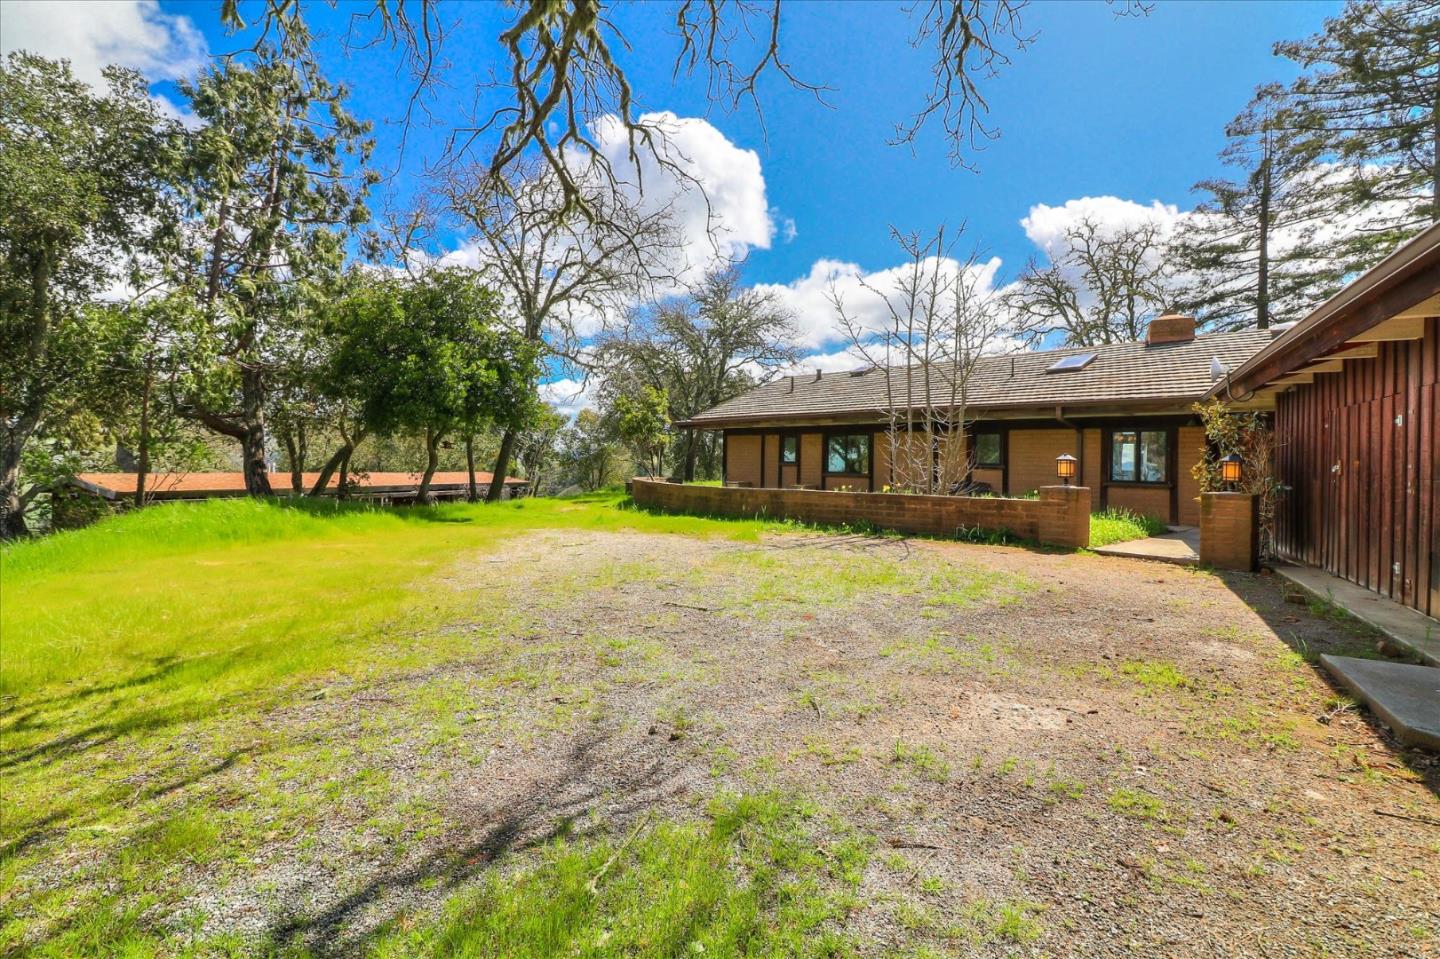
[{"left": 1046, "top": 352, "right": 1097, "bottom": 373}]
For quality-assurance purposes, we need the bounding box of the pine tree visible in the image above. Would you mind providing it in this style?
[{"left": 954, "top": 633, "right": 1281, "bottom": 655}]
[
  {"left": 168, "top": 24, "right": 375, "bottom": 495},
  {"left": 1171, "top": 88, "right": 1343, "bottom": 331},
  {"left": 1274, "top": 0, "right": 1440, "bottom": 268}
]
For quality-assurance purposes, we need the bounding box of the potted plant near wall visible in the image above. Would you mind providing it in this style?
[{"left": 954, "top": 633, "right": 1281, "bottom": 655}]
[{"left": 1192, "top": 401, "right": 1283, "bottom": 558}]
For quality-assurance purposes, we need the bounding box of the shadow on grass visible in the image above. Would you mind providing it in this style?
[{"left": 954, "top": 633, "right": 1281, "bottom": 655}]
[
  {"left": 265, "top": 730, "right": 682, "bottom": 956},
  {"left": 1213, "top": 567, "right": 1439, "bottom": 799}
]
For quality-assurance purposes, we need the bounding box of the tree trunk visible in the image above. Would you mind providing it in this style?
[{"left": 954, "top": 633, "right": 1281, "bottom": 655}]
[
  {"left": 683, "top": 429, "right": 698, "bottom": 482},
  {"left": 486, "top": 429, "right": 517, "bottom": 503},
  {"left": 417, "top": 427, "right": 441, "bottom": 505},
  {"left": 240, "top": 368, "right": 272, "bottom": 496},
  {"left": 0, "top": 430, "right": 30, "bottom": 539},
  {"left": 309, "top": 444, "right": 348, "bottom": 497},
  {"left": 1256, "top": 152, "right": 1272, "bottom": 330},
  {"left": 135, "top": 366, "right": 152, "bottom": 509},
  {"left": 282, "top": 432, "right": 303, "bottom": 494},
  {"left": 465, "top": 435, "right": 478, "bottom": 502},
  {"left": 337, "top": 447, "right": 352, "bottom": 500}
]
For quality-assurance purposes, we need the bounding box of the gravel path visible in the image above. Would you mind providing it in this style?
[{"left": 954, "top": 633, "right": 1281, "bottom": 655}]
[{"left": 28, "top": 527, "right": 1440, "bottom": 956}]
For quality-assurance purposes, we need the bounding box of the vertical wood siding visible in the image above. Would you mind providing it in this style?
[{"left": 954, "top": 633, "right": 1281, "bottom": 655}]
[{"left": 1272, "top": 316, "right": 1439, "bottom": 619}]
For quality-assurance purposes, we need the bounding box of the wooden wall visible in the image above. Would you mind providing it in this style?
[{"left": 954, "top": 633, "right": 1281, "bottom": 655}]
[{"left": 1272, "top": 316, "right": 1438, "bottom": 619}]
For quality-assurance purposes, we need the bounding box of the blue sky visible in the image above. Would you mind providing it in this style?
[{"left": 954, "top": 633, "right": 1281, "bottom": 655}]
[
  {"left": 4, "top": 0, "right": 1341, "bottom": 369},
  {"left": 133, "top": 1, "right": 1339, "bottom": 281}
]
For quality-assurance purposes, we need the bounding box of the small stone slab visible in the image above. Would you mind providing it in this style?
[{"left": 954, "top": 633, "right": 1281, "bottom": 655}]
[
  {"left": 1320, "top": 655, "right": 1440, "bottom": 751},
  {"left": 1092, "top": 529, "right": 1200, "bottom": 566}
]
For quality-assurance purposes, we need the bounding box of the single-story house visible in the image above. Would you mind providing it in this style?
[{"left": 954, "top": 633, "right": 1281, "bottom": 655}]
[
  {"left": 1207, "top": 222, "right": 1439, "bottom": 621},
  {"left": 679, "top": 315, "right": 1280, "bottom": 526},
  {"left": 67, "top": 470, "right": 530, "bottom": 505}
]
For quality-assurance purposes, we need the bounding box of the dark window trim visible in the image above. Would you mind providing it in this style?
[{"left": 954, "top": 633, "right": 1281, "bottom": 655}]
[
  {"left": 822, "top": 429, "right": 873, "bottom": 479},
  {"left": 1103, "top": 426, "right": 1174, "bottom": 487},
  {"left": 972, "top": 428, "right": 1004, "bottom": 468},
  {"left": 779, "top": 433, "right": 799, "bottom": 465}
]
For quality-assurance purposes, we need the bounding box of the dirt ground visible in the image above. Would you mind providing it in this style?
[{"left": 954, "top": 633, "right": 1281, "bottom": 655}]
[{"left": 114, "top": 529, "right": 1440, "bottom": 956}]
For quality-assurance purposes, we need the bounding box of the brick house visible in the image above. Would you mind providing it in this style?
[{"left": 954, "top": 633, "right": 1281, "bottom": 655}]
[{"left": 680, "top": 316, "right": 1280, "bottom": 526}]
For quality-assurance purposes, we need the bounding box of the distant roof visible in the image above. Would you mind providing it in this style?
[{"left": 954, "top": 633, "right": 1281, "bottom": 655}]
[
  {"left": 683, "top": 328, "right": 1277, "bottom": 427},
  {"left": 72, "top": 471, "right": 528, "bottom": 499}
]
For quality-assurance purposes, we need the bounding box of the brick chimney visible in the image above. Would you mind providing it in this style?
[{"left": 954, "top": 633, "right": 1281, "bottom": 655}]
[{"left": 1146, "top": 313, "right": 1196, "bottom": 345}]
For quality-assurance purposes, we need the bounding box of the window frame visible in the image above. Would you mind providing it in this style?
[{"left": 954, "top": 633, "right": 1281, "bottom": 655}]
[
  {"left": 779, "top": 434, "right": 799, "bottom": 466},
  {"left": 1107, "top": 428, "right": 1170, "bottom": 485},
  {"left": 972, "top": 430, "right": 1003, "bottom": 468},
  {"left": 823, "top": 431, "right": 872, "bottom": 477}
]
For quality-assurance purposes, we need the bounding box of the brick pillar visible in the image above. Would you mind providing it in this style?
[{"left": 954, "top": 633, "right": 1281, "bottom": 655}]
[
  {"left": 1199, "top": 492, "right": 1258, "bottom": 571},
  {"left": 1037, "top": 486, "right": 1090, "bottom": 549}
]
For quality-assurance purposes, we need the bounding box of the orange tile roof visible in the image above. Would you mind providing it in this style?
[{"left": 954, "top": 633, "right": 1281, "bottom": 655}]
[{"left": 72, "top": 471, "right": 527, "bottom": 498}]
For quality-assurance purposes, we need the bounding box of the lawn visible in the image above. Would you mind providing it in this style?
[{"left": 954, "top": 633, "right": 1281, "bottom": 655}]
[
  {"left": 1087, "top": 507, "right": 1170, "bottom": 548},
  {"left": 2, "top": 495, "right": 1436, "bottom": 957}
]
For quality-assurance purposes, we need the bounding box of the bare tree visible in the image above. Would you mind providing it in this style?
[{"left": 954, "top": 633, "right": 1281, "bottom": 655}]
[
  {"left": 1005, "top": 216, "right": 1173, "bottom": 348},
  {"left": 831, "top": 226, "right": 1006, "bottom": 495},
  {"left": 221, "top": 0, "right": 1130, "bottom": 210},
  {"left": 598, "top": 266, "right": 799, "bottom": 481},
  {"left": 443, "top": 155, "right": 680, "bottom": 500}
]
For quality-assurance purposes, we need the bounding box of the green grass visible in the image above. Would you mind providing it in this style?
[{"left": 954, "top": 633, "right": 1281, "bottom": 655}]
[
  {"left": 1, "top": 493, "right": 819, "bottom": 951},
  {"left": 1118, "top": 658, "right": 1193, "bottom": 692},
  {"left": 1, "top": 492, "right": 777, "bottom": 707},
  {"left": 1088, "top": 507, "right": 1169, "bottom": 548},
  {"left": 363, "top": 792, "right": 862, "bottom": 959},
  {"left": 1107, "top": 787, "right": 1169, "bottom": 821}
]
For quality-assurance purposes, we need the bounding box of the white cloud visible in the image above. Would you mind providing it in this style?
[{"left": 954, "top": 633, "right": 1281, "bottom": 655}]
[
  {"left": 0, "top": 0, "right": 207, "bottom": 87},
  {"left": 590, "top": 111, "right": 774, "bottom": 285},
  {"left": 1019, "top": 195, "right": 1184, "bottom": 259},
  {"left": 538, "top": 377, "right": 597, "bottom": 419},
  {"left": 754, "top": 254, "right": 1006, "bottom": 351}
]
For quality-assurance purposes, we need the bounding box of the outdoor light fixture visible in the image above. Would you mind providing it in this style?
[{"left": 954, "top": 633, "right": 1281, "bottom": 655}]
[
  {"left": 1056, "top": 453, "right": 1078, "bottom": 486},
  {"left": 1221, "top": 452, "right": 1243, "bottom": 489}
]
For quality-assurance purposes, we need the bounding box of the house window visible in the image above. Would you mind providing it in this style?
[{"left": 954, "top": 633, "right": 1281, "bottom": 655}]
[
  {"left": 826, "top": 434, "right": 870, "bottom": 474},
  {"left": 780, "top": 435, "right": 798, "bottom": 465},
  {"left": 974, "top": 432, "right": 1002, "bottom": 467},
  {"left": 1110, "top": 429, "right": 1168, "bottom": 483}
]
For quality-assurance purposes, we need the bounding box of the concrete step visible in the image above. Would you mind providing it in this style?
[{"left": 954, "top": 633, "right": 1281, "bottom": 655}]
[
  {"left": 1274, "top": 564, "right": 1440, "bottom": 667},
  {"left": 1320, "top": 655, "right": 1440, "bottom": 751}
]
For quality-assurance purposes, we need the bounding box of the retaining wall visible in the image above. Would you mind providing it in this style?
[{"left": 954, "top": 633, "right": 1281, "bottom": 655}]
[{"left": 630, "top": 479, "right": 1090, "bottom": 549}]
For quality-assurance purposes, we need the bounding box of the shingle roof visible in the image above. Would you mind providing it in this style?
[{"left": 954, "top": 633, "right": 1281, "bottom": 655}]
[
  {"left": 72, "top": 471, "right": 527, "bottom": 498},
  {"left": 684, "top": 329, "right": 1277, "bottom": 426}
]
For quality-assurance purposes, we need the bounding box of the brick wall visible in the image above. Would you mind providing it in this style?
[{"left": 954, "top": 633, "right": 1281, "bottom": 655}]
[
  {"left": 632, "top": 479, "right": 1090, "bottom": 548},
  {"left": 1008, "top": 429, "right": 1078, "bottom": 495},
  {"left": 1199, "top": 492, "right": 1258, "bottom": 571},
  {"left": 1081, "top": 428, "right": 1102, "bottom": 491},
  {"left": 1106, "top": 485, "right": 1171, "bottom": 522},
  {"left": 1176, "top": 426, "right": 1206, "bottom": 527},
  {"left": 799, "top": 433, "right": 823, "bottom": 487},
  {"left": 725, "top": 435, "right": 762, "bottom": 486}
]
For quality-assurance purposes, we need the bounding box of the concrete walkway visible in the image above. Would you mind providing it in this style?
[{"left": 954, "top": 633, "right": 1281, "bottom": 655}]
[
  {"left": 1273, "top": 563, "right": 1440, "bottom": 667},
  {"left": 1092, "top": 526, "right": 1200, "bottom": 566},
  {"left": 1320, "top": 655, "right": 1440, "bottom": 751}
]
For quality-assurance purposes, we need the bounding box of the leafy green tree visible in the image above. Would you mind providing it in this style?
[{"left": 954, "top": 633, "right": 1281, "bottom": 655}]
[
  {"left": 0, "top": 53, "right": 176, "bottom": 537},
  {"left": 514, "top": 404, "right": 568, "bottom": 495},
  {"left": 165, "top": 30, "right": 375, "bottom": 496},
  {"left": 556, "top": 408, "right": 621, "bottom": 492},
  {"left": 605, "top": 386, "right": 670, "bottom": 479},
  {"left": 1272, "top": 0, "right": 1440, "bottom": 267},
  {"left": 1170, "top": 88, "right": 1343, "bottom": 331},
  {"left": 329, "top": 270, "right": 539, "bottom": 503},
  {"left": 600, "top": 268, "right": 798, "bottom": 480}
]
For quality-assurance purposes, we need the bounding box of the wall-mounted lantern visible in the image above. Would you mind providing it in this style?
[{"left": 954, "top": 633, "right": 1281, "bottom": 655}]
[
  {"left": 1220, "top": 452, "right": 1243, "bottom": 490},
  {"left": 1056, "top": 453, "right": 1078, "bottom": 486}
]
